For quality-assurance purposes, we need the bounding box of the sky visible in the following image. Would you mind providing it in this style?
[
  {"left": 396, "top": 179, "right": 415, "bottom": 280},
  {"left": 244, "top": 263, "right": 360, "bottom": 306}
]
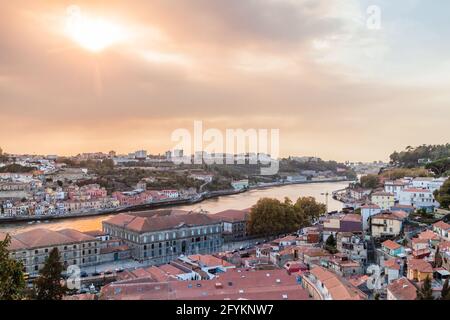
[{"left": 0, "top": 0, "right": 449, "bottom": 162}]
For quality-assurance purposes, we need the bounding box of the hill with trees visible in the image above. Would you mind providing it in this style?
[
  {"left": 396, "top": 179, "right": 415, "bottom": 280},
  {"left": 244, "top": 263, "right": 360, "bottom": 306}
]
[{"left": 390, "top": 144, "right": 450, "bottom": 168}]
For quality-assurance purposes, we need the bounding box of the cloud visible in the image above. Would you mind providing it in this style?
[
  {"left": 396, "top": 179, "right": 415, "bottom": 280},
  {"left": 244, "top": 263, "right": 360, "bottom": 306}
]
[{"left": 0, "top": 0, "right": 449, "bottom": 161}]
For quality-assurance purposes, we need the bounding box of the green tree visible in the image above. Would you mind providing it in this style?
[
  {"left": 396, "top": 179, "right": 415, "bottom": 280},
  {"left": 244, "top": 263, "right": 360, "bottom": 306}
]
[
  {"left": 0, "top": 234, "right": 26, "bottom": 300},
  {"left": 360, "top": 174, "right": 380, "bottom": 189},
  {"left": 325, "top": 234, "right": 337, "bottom": 254},
  {"left": 426, "top": 158, "right": 450, "bottom": 176},
  {"left": 248, "top": 198, "right": 289, "bottom": 237},
  {"left": 32, "top": 248, "right": 68, "bottom": 300},
  {"left": 441, "top": 278, "right": 450, "bottom": 300},
  {"left": 293, "top": 197, "right": 327, "bottom": 224},
  {"left": 416, "top": 276, "right": 434, "bottom": 300},
  {"left": 434, "top": 178, "right": 450, "bottom": 209},
  {"left": 434, "top": 247, "right": 443, "bottom": 268}
]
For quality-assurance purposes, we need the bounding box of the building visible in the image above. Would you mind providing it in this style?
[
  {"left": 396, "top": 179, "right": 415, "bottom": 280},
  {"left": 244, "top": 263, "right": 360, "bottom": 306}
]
[
  {"left": 399, "top": 188, "right": 438, "bottom": 211},
  {"left": 300, "top": 266, "right": 367, "bottom": 300},
  {"left": 161, "top": 190, "right": 179, "bottom": 199},
  {"left": 384, "top": 180, "right": 408, "bottom": 200},
  {"left": 370, "top": 212, "right": 405, "bottom": 238},
  {"left": 322, "top": 254, "right": 364, "bottom": 277},
  {"left": 2, "top": 228, "right": 100, "bottom": 275},
  {"left": 100, "top": 268, "right": 311, "bottom": 300},
  {"left": 381, "top": 240, "right": 405, "bottom": 258},
  {"left": 336, "top": 233, "right": 367, "bottom": 264},
  {"left": 387, "top": 277, "right": 417, "bottom": 300},
  {"left": 361, "top": 204, "right": 382, "bottom": 231},
  {"left": 102, "top": 210, "right": 223, "bottom": 265},
  {"left": 322, "top": 214, "right": 362, "bottom": 242},
  {"left": 231, "top": 180, "right": 249, "bottom": 191},
  {"left": 411, "top": 177, "right": 446, "bottom": 193},
  {"left": 286, "top": 175, "right": 307, "bottom": 183},
  {"left": 383, "top": 258, "right": 402, "bottom": 283},
  {"left": 433, "top": 221, "right": 450, "bottom": 241},
  {"left": 349, "top": 188, "right": 371, "bottom": 201},
  {"left": 213, "top": 209, "right": 250, "bottom": 242},
  {"left": 371, "top": 192, "right": 395, "bottom": 211},
  {"left": 411, "top": 238, "right": 431, "bottom": 259},
  {"left": 134, "top": 150, "right": 148, "bottom": 160},
  {"left": 407, "top": 258, "right": 433, "bottom": 282}
]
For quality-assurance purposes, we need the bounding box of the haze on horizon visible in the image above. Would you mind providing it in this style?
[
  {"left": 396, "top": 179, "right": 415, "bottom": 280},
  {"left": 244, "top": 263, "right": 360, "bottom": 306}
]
[{"left": 1, "top": 0, "right": 450, "bottom": 162}]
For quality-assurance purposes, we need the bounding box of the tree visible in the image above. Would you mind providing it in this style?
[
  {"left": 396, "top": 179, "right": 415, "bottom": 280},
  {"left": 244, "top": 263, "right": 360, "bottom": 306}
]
[
  {"left": 325, "top": 234, "right": 337, "bottom": 254},
  {"left": 416, "top": 276, "right": 434, "bottom": 300},
  {"left": 441, "top": 278, "right": 450, "bottom": 300},
  {"left": 293, "top": 197, "right": 327, "bottom": 224},
  {"left": 360, "top": 174, "right": 380, "bottom": 189},
  {"left": 248, "top": 198, "right": 290, "bottom": 237},
  {"left": 32, "top": 248, "right": 68, "bottom": 300},
  {"left": 0, "top": 234, "right": 26, "bottom": 300},
  {"left": 434, "top": 247, "right": 443, "bottom": 268},
  {"left": 434, "top": 178, "right": 450, "bottom": 210},
  {"left": 426, "top": 158, "right": 450, "bottom": 176},
  {"left": 248, "top": 197, "right": 310, "bottom": 237}
]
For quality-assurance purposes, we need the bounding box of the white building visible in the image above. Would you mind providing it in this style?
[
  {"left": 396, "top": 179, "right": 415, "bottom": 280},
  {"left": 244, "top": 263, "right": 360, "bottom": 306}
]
[
  {"left": 384, "top": 180, "right": 409, "bottom": 200},
  {"left": 361, "top": 204, "right": 382, "bottom": 231},
  {"left": 411, "top": 177, "right": 446, "bottom": 193},
  {"left": 398, "top": 188, "right": 438, "bottom": 211}
]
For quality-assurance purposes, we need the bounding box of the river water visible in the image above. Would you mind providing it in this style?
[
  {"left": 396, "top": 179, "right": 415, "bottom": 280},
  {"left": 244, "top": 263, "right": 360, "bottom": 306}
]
[{"left": 0, "top": 181, "right": 349, "bottom": 235}]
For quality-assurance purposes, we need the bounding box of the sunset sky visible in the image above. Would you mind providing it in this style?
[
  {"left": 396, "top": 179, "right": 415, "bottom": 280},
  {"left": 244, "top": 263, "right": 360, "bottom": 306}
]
[{"left": 1, "top": 0, "right": 449, "bottom": 161}]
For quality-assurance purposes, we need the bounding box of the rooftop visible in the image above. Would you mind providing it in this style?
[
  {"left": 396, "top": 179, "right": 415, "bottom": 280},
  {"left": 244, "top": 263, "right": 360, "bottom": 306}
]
[
  {"left": 408, "top": 258, "right": 433, "bottom": 273},
  {"left": 382, "top": 240, "right": 402, "bottom": 251},
  {"left": 100, "top": 268, "right": 310, "bottom": 300},
  {"left": 387, "top": 277, "right": 417, "bottom": 300},
  {"left": 104, "top": 210, "right": 220, "bottom": 233},
  {"left": 213, "top": 209, "right": 249, "bottom": 222},
  {"left": 3, "top": 228, "right": 96, "bottom": 251}
]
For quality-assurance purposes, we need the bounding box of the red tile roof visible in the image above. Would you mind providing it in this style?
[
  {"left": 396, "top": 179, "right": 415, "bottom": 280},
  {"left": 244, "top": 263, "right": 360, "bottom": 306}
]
[
  {"left": 5, "top": 228, "right": 96, "bottom": 250},
  {"left": 100, "top": 269, "right": 310, "bottom": 300},
  {"left": 213, "top": 209, "right": 249, "bottom": 222},
  {"left": 434, "top": 221, "right": 450, "bottom": 231},
  {"left": 387, "top": 277, "right": 417, "bottom": 300},
  {"left": 384, "top": 259, "right": 401, "bottom": 270},
  {"left": 408, "top": 259, "right": 433, "bottom": 273},
  {"left": 308, "top": 266, "right": 366, "bottom": 300},
  {"left": 418, "top": 230, "right": 440, "bottom": 241},
  {"left": 104, "top": 211, "right": 220, "bottom": 233},
  {"left": 382, "top": 240, "right": 402, "bottom": 251}
]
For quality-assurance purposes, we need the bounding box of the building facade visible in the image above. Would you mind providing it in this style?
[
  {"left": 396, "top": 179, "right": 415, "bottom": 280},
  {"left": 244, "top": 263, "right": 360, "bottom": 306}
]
[
  {"left": 3, "top": 228, "right": 100, "bottom": 275},
  {"left": 102, "top": 210, "right": 223, "bottom": 265}
]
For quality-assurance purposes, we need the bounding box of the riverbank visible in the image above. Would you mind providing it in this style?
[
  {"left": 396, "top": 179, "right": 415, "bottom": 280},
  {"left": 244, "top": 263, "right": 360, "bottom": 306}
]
[{"left": 0, "top": 179, "right": 352, "bottom": 226}]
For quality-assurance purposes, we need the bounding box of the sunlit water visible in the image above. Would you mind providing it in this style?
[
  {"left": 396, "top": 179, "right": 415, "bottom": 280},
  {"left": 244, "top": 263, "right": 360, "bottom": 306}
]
[{"left": 0, "top": 182, "right": 349, "bottom": 235}]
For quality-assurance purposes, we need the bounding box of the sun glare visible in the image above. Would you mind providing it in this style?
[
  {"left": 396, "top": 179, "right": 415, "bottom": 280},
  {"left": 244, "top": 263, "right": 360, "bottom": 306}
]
[{"left": 65, "top": 6, "right": 128, "bottom": 52}]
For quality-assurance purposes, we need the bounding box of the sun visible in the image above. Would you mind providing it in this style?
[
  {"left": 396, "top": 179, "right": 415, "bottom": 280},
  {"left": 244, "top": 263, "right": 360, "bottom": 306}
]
[{"left": 65, "top": 6, "right": 128, "bottom": 52}]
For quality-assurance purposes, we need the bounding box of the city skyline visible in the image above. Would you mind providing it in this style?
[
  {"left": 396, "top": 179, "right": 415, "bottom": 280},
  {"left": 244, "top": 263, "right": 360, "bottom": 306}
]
[{"left": 2, "top": 1, "right": 450, "bottom": 161}]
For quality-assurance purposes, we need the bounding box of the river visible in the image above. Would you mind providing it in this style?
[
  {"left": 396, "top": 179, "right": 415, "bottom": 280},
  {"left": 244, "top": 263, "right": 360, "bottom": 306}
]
[{"left": 0, "top": 181, "right": 349, "bottom": 235}]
